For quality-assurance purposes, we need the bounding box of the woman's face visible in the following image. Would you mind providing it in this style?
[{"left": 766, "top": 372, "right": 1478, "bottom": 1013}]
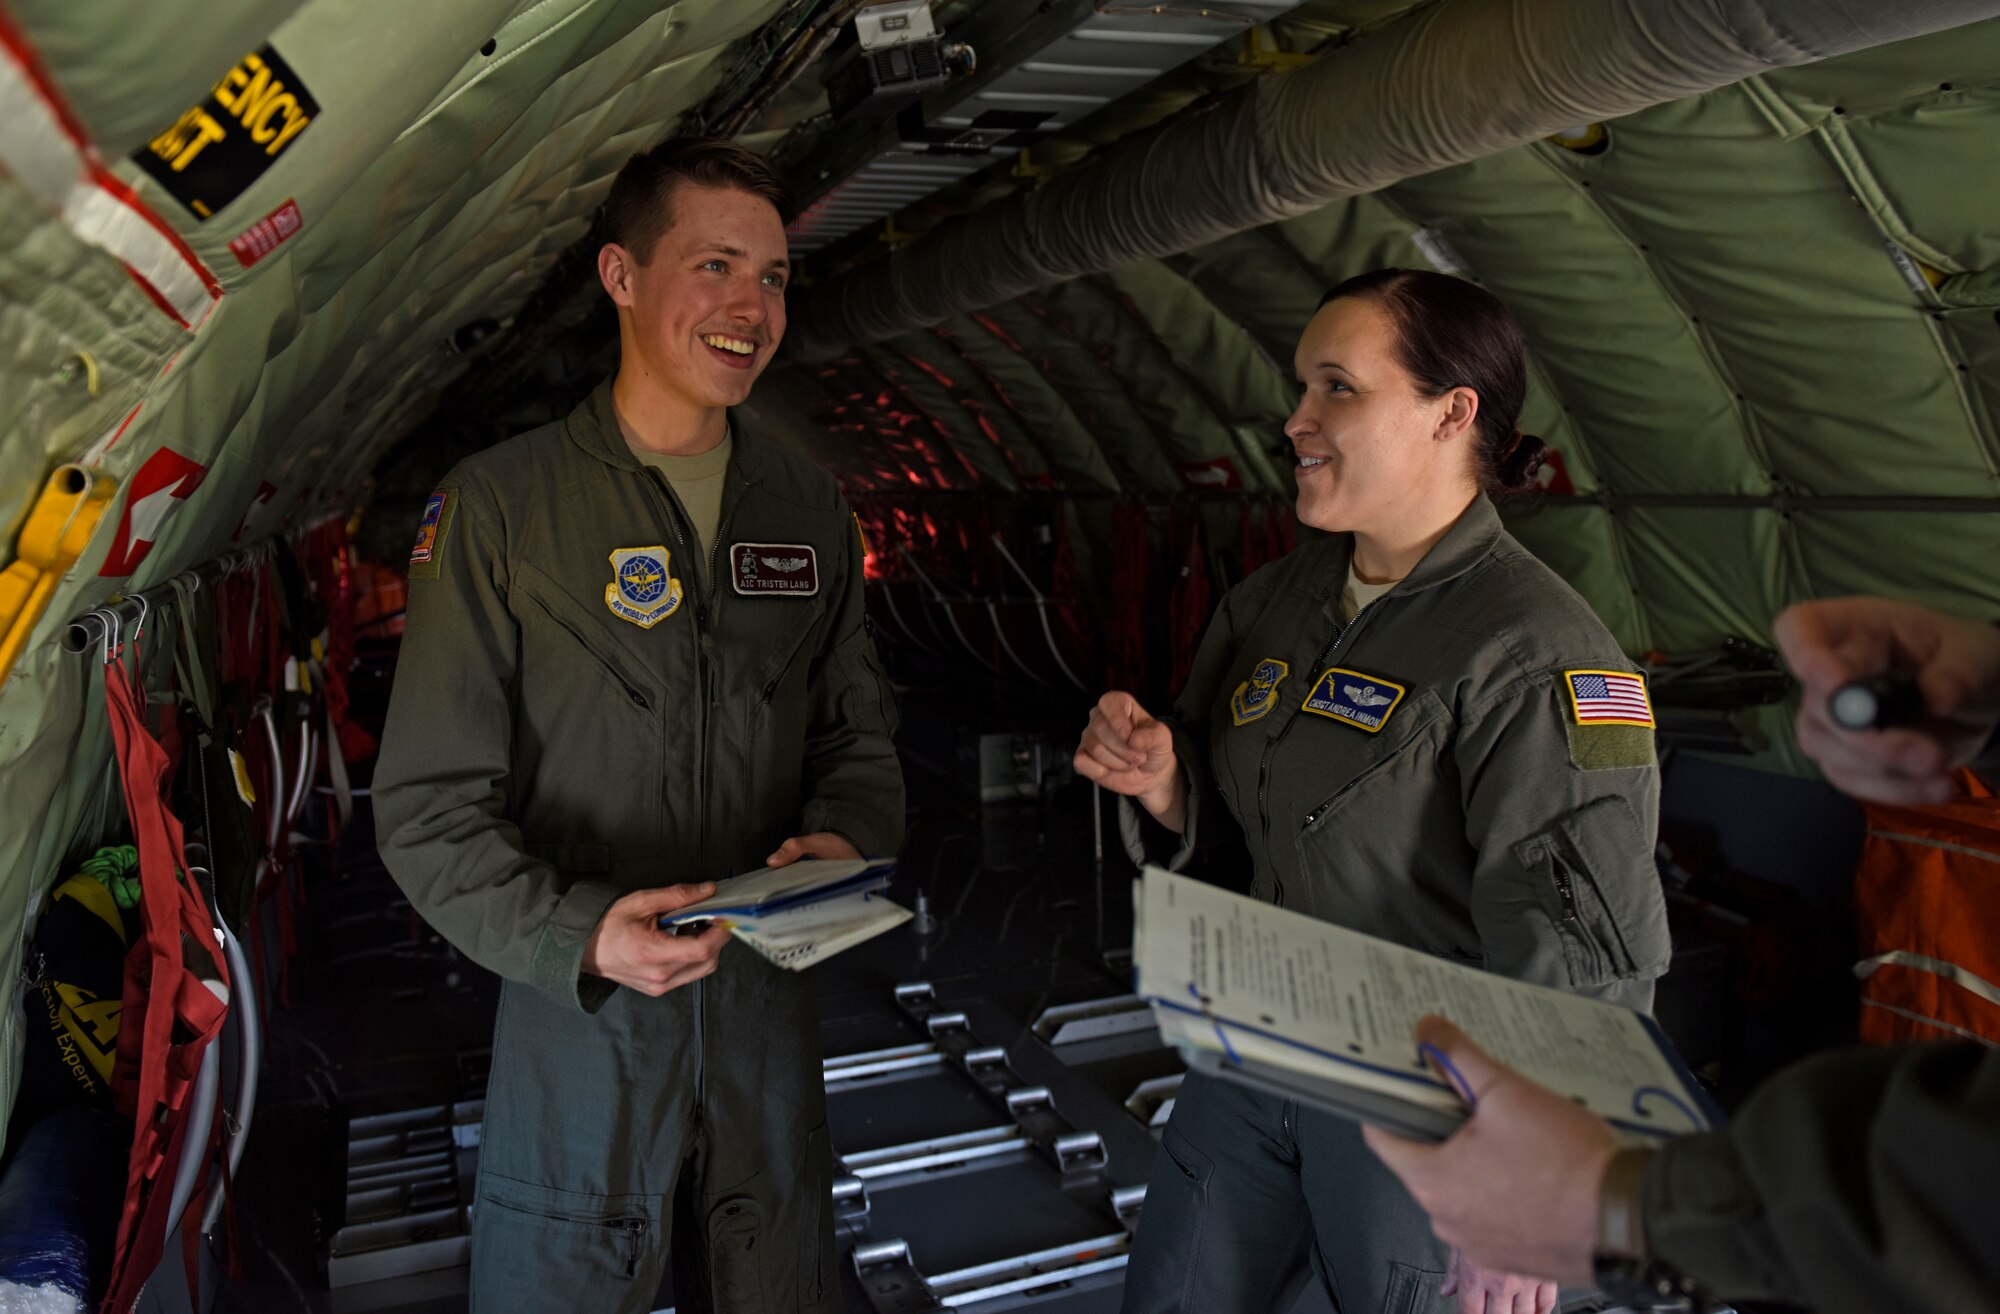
[{"left": 1285, "top": 295, "right": 1475, "bottom": 538}]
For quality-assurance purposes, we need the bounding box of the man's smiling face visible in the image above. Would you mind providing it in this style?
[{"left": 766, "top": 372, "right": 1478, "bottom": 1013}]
[{"left": 604, "top": 180, "right": 790, "bottom": 409}]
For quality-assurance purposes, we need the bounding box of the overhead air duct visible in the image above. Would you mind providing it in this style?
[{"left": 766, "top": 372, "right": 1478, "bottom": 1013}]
[{"left": 788, "top": 0, "right": 2000, "bottom": 359}]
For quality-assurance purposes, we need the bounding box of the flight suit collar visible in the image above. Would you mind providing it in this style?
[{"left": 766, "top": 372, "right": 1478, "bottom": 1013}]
[
  {"left": 565, "top": 376, "right": 775, "bottom": 483},
  {"left": 1317, "top": 493, "right": 1503, "bottom": 611},
  {"left": 1398, "top": 493, "right": 1503, "bottom": 595}
]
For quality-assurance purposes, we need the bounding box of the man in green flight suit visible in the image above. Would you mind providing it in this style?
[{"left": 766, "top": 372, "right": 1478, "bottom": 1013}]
[{"left": 373, "top": 138, "right": 904, "bottom": 1313}]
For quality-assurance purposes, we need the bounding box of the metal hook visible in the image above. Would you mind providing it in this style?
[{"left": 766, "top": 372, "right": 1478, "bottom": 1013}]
[
  {"left": 93, "top": 607, "right": 118, "bottom": 666},
  {"left": 132, "top": 593, "right": 151, "bottom": 643}
]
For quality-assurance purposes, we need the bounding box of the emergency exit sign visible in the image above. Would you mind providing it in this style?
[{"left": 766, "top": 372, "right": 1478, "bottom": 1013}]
[{"left": 134, "top": 45, "right": 318, "bottom": 220}]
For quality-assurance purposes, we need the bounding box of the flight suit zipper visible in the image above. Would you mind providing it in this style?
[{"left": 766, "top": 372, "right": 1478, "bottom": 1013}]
[
  {"left": 637, "top": 466, "right": 726, "bottom": 1134},
  {"left": 615, "top": 1217, "right": 646, "bottom": 1278},
  {"left": 1257, "top": 595, "right": 1384, "bottom": 907},
  {"left": 1553, "top": 863, "right": 1580, "bottom": 923}
]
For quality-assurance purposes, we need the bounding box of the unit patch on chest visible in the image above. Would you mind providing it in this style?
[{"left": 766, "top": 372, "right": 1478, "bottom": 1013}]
[
  {"left": 1300, "top": 667, "right": 1407, "bottom": 733},
  {"left": 730, "top": 543, "right": 818, "bottom": 596},
  {"left": 1230, "top": 658, "right": 1290, "bottom": 726},
  {"left": 604, "top": 546, "right": 683, "bottom": 628}
]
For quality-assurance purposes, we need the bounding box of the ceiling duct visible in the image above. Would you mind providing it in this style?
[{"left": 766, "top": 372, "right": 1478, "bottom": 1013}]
[
  {"left": 786, "top": 0, "right": 1307, "bottom": 255},
  {"left": 787, "top": 0, "right": 2000, "bottom": 359}
]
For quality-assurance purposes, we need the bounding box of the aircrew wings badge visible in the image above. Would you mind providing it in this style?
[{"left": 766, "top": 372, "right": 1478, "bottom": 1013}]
[
  {"left": 605, "top": 546, "right": 683, "bottom": 628},
  {"left": 1230, "top": 658, "right": 1290, "bottom": 726},
  {"left": 1301, "top": 666, "right": 1407, "bottom": 733}
]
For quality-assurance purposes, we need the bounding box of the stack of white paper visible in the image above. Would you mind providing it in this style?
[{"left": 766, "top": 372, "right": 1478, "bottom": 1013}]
[
  {"left": 662, "top": 858, "right": 910, "bottom": 971},
  {"left": 1135, "top": 866, "right": 1716, "bottom": 1143}
]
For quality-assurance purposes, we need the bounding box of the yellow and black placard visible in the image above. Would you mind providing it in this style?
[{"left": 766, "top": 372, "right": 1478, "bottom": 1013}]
[{"left": 134, "top": 45, "right": 318, "bottom": 219}]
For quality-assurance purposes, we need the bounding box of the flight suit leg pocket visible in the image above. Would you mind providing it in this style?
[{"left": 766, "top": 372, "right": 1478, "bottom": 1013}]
[
  {"left": 1511, "top": 796, "right": 1669, "bottom": 989},
  {"left": 805, "top": 1119, "right": 836, "bottom": 1306},
  {"left": 470, "top": 1173, "right": 660, "bottom": 1313},
  {"left": 1382, "top": 1260, "right": 1447, "bottom": 1314},
  {"left": 1131, "top": 1121, "right": 1216, "bottom": 1306},
  {"left": 707, "top": 1193, "right": 771, "bottom": 1312}
]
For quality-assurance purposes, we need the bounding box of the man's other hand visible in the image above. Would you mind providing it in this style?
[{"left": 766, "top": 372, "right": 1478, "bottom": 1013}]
[
  {"left": 767, "top": 832, "right": 863, "bottom": 867},
  {"left": 1440, "top": 1249, "right": 1557, "bottom": 1314},
  {"left": 1362, "top": 1016, "right": 1620, "bottom": 1289},
  {"left": 1777, "top": 597, "right": 2000, "bottom": 805},
  {"left": 582, "top": 882, "right": 729, "bottom": 997}
]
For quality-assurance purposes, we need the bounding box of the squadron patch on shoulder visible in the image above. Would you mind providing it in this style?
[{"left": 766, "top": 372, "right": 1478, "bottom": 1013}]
[
  {"left": 1563, "top": 670, "right": 1655, "bottom": 728},
  {"left": 1230, "top": 658, "right": 1290, "bottom": 726},
  {"left": 730, "top": 542, "right": 819, "bottom": 597},
  {"left": 406, "top": 489, "right": 456, "bottom": 580},
  {"left": 1301, "top": 667, "right": 1407, "bottom": 734},
  {"left": 604, "top": 546, "right": 683, "bottom": 628}
]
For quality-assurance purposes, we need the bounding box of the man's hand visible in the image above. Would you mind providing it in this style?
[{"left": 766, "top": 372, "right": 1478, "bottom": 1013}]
[
  {"left": 1362, "top": 1017, "right": 1621, "bottom": 1289},
  {"left": 1073, "top": 691, "right": 1186, "bottom": 830},
  {"left": 1440, "top": 1249, "right": 1557, "bottom": 1314},
  {"left": 581, "top": 882, "right": 730, "bottom": 997},
  {"left": 767, "top": 832, "right": 863, "bottom": 867},
  {"left": 1776, "top": 597, "right": 2000, "bottom": 805}
]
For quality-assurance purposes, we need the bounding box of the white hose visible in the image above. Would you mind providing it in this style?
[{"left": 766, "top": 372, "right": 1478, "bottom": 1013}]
[
  {"left": 202, "top": 919, "right": 260, "bottom": 1237},
  {"left": 160, "top": 979, "right": 229, "bottom": 1246}
]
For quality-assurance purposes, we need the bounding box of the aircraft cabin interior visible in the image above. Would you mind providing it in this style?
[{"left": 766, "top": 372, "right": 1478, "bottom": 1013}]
[{"left": 2, "top": 2, "right": 1998, "bottom": 1312}]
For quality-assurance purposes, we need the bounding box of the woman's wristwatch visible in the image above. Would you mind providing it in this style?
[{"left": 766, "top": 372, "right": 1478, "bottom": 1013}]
[{"left": 1592, "top": 1147, "right": 1706, "bottom": 1308}]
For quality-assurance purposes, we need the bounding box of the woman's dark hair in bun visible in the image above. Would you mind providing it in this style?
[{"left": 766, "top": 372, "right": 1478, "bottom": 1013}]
[{"left": 1317, "top": 269, "right": 1545, "bottom": 494}]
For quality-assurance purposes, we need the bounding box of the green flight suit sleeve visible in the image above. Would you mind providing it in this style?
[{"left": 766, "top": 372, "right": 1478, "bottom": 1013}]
[
  {"left": 1455, "top": 672, "right": 1671, "bottom": 1009},
  {"left": 373, "top": 477, "right": 623, "bottom": 1014},
  {"left": 796, "top": 502, "right": 905, "bottom": 858},
  {"left": 1118, "top": 585, "right": 1250, "bottom": 871},
  {"left": 1642, "top": 1042, "right": 2000, "bottom": 1312}
]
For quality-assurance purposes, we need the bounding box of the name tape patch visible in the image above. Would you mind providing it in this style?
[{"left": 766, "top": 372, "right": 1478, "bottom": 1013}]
[
  {"left": 606, "top": 546, "right": 684, "bottom": 628},
  {"left": 730, "top": 543, "right": 818, "bottom": 597},
  {"left": 1564, "top": 669, "right": 1655, "bottom": 728},
  {"left": 1230, "top": 658, "right": 1290, "bottom": 726},
  {"left": 135, "top": 45, "right": 319, "bottom": 219},
  {"left": 1301, "top": 667, "right": 1407, "bottom": 734}
]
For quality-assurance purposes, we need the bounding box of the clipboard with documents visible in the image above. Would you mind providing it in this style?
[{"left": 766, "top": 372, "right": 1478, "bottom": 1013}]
[
  {"left": 1134, "top": 866, "right": 1721, "bottom": 1144},
  {"left": 661, "top": 858, "right": 909, "bottom": 971}
]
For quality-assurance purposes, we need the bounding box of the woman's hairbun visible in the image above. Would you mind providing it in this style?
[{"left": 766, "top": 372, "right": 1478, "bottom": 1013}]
[{"left": 1497, "top": 429, "right": 1549, "bottom": 492}]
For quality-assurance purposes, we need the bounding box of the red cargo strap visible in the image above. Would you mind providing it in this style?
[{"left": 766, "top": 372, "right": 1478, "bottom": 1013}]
[{"left": 100, "top": 654, "right": 231, "bottom": 1314}]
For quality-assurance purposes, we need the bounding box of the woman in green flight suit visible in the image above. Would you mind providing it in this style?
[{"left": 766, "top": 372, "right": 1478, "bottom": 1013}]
[{"left": 1077, "top": 269, "right": 1672, "bottom": 1314}]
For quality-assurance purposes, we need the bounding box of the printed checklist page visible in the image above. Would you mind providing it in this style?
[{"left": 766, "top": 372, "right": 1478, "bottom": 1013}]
[{"left": 1136, "top": 866, "right": 1710, "bottom": 1138}]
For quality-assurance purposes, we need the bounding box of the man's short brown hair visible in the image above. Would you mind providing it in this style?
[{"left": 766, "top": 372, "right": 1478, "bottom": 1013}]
[{"left": 601, "top": 137, "right": 798, "bottom": 264}]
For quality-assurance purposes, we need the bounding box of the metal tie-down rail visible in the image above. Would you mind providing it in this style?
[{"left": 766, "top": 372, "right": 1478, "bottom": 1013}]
[
  {"left": 851, "top": 1186, "right": 1147, "bottom": 1313},
  {"left": 820, "top": 983, "right": 1111, "bottom": 1220}
]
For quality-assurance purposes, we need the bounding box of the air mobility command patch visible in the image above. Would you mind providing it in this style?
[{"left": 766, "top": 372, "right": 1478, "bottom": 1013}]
[
  {"left": 1563, "top": 669, "right": 1657, "bottom": 770},
  {"left": 605, "top": 546, "right": 683, "bottom": 628},
  {"left": 1230, "top": 658, "right": 1290, "bottom": 726},
  {"left": 1301, "top": 667, "right": 1407, "bottom": 733},
  {"left": 730, "top": 543, "right": 819, "bottom": 597},
  {"left": 406, "top": 490, "right": 456, "bottom": 579}
]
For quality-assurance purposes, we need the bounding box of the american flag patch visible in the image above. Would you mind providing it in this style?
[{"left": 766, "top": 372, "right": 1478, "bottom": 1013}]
[{"left": 1564, "top": 670, "right": 1655, "bottom": 727}]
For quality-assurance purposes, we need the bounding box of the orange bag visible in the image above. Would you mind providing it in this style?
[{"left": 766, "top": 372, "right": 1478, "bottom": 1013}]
[{"left": 1854, "top": 770, "right": 2000, "bottom": 1045}]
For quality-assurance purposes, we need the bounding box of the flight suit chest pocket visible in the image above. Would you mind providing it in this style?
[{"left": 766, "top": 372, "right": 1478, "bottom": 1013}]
[
  {"left": 512, "top": 559, "right": 659, "bottom": 711},
  {"left": 1510, "top": 795, "right": 1670, "bottom": 987},
  {"left": 735, "top": 592, "right": 828, "bottom": 698},
  {"left": 1294, "top": 688, "right": 1450, "bottom": 832}
]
